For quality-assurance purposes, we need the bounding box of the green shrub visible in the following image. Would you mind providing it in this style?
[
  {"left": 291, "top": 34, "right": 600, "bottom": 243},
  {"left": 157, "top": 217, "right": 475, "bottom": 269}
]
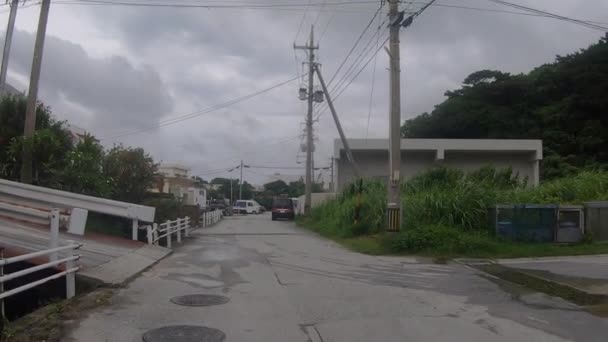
[
  {"left": 391, "top": 225, "right": 499, "bottom": 254},
  {"left": 301, "top": 167, "right": 608, "bottom": 245}
]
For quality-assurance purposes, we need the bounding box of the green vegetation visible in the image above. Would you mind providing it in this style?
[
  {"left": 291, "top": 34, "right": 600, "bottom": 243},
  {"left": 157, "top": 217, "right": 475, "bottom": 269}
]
[
  {"left": 402, "top": 37, "right": 608, "bottom": 179},
  {"left": 0, "top": 95, "right": 158, "bottom": 205},
  {"left": 298, "top": 167, "right": 608, "bottom": 258}
]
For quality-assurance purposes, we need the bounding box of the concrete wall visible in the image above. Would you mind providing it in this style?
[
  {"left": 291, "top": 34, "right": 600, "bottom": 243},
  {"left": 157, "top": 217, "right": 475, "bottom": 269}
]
[{"left": 337, "top": 150, "right": 539, "bottom": 190}]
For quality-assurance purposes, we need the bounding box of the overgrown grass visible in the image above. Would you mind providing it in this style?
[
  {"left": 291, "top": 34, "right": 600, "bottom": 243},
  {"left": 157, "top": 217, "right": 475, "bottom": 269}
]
[{"left": 297, "top": 167, "right": 608, "bottom": 258}]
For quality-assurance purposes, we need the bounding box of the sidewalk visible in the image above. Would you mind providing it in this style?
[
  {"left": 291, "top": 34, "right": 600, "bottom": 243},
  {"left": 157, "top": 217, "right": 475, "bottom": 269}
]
[
  {"left": 459, "top": 255, "right": 608, "bottom": 309},
  {"left": 496, "top": 254, "right": 608, "bottom": 296}
]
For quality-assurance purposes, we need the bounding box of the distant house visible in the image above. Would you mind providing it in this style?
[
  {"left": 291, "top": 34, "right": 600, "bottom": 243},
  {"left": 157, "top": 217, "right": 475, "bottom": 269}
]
[
  {"left": 265, "top": 173, "right": 303, "bottom": 185},
  {"left": 151, "top": 163, "right": 207, "bottom": 207},
  {"left": 334, "top": 139, "right": 543, "bottom": 190},
  {"left": 67, "top": 124, "right": 88, "bottom": 145}
]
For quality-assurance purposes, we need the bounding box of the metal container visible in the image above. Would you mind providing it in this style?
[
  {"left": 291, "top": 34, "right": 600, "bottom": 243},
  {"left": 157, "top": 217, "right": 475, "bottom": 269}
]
[
  {"left": 556, "top": 205, "right": 584, "bottom": 243},
  {"left": 490, "top": 204, "right": 558, "bottom": 243},
  {"left": 584, "top": 201, "right": 608, "bottom": 242}
]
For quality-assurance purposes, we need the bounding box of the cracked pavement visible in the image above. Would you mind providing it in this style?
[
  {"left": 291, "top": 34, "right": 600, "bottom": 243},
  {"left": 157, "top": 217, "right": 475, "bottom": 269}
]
[{"left": 64, "top": 214, "right": 608, "bottom": 341}]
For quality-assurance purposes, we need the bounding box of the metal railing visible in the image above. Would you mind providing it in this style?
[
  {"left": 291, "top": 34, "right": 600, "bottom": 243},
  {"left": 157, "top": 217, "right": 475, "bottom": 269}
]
[
  {"left": 0, "top": 241, "right": 82, "bottom": 318},
  {"left": 1, "top": 178, "right": 155, "bottom": 240},
  {"left": 201, "top": 210, "right": 222, "bottom": 228},
  {"left": 147, "top": 217, "right": 190, "bottom": 248}
]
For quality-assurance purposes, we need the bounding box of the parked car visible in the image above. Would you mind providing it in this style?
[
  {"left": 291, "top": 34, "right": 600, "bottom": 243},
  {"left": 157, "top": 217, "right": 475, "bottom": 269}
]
[
  {"left": 210, "top": 198, "right": 233, "bottom": 216},
  {"left": 271, "top": 198, "right": 295, "bottom": 221},
  {"left": 233, "top": 200, "right": 262, "bottom": 214}
]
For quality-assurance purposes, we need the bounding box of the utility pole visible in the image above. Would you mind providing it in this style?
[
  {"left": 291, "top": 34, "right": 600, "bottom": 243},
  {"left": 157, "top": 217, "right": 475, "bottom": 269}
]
[
  {"left": 21, "top": 0, "right": 51, "bottom": 184},
  {"left": 387, "top": 0, "right": 402, "bottom": 232},
  {"left": 315, "top": 65, "right": 359, "bottom": 177},
  {"left": 239, "top": 160, "right": 244, "bottom": 200},
  {"left": 329, "top": 157, "right": 334, "bottom": 192},
  {"left": 0, "top": 0, "right": 20, "bottom": 93},
  {"left": 295, "top": 26, "right": 318, "bottom": 215}
]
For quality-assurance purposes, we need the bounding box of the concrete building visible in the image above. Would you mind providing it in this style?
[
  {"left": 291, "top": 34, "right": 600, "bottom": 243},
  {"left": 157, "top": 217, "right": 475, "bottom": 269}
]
[
  {"left": 152, "top": 163, "right": 195, "bottom": 195},
  {"left": 334, "top": 139, "right": 543, "bottom": 190}
]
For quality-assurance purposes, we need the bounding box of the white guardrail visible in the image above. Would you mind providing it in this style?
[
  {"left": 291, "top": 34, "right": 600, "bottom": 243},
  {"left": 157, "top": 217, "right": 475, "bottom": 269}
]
[
  {"left": 147, "top": 217, "right": 191, "bottom": 248},
  {"left": 201, "top": 210, "right": 222, "bottom": 228},
  {"left": 0, "top": 241, "right": 82, "bottom": 318},
  {"left": 0, "top": 178, "right": 155, "bottom": 240}
]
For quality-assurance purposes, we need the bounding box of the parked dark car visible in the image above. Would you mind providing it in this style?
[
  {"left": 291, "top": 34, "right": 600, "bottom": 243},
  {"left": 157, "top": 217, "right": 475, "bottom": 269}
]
[
  {"left": 210, "top": 198, "right": 233, "bottom": 216},
  {"left": 271, "top": 198, "right": 295, "bottom": 221}
]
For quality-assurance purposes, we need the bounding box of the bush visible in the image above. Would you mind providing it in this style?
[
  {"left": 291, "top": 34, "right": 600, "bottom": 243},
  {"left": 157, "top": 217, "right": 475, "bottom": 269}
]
[
  {"left": 391, "top": 225, "right": 500, "bottom": 254},
  {"left": 301, "top": 167, "right": 608, "bottom": 244},
  {"left": 143, "top": 197, "right": 187, "bottom": 223}
]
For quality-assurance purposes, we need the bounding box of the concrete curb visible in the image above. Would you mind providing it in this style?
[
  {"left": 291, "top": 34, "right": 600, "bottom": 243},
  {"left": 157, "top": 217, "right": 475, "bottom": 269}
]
[{"left": 456, "top": 258, "right": 608, "bottom": 306}]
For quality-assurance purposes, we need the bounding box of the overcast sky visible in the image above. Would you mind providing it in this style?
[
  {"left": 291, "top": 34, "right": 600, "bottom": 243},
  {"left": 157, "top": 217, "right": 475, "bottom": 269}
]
[{"left": 1, "top": 0, "right": 606, "bottom": 185}]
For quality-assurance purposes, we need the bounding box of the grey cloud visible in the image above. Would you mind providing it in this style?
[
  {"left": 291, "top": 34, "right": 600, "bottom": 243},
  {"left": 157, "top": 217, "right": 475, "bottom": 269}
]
[
  {"left": 5, "top": 29, "right": 173, "bottom": 132},
  {"left": 7, "top": 0, "right": 605, "bottom": 185}
]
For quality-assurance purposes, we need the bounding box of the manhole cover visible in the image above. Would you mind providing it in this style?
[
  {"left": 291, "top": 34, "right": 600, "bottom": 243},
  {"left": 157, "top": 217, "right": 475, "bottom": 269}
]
[
  {"left": 142, "top": 325, "right": 225, "bottom": 342},
  {"left": 170, "top": 294, "right": 230, "bottom": 307}
]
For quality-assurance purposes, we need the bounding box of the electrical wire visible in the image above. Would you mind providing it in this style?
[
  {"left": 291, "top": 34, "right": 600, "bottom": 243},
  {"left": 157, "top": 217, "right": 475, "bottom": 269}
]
[
  {"left": 485, "top": 0, "right": 608, "bottom": 31},
  {"left": 99, "top": 74, "right": 303, "bottom": 139},
  {"left": 365, "top": 10, "right": 381, "bottom": 140}
]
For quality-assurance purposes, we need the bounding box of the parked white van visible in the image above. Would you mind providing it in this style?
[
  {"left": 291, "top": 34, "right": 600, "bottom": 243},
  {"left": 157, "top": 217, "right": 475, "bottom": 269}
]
[{"left": 234, "top": 200, "right": 262, "bottom": 214}]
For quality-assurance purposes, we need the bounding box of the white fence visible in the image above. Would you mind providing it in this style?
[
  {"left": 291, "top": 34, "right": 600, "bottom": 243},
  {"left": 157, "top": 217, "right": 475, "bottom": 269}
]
[
  {"left": 0, "top": 178, "right": 155, "bottom": 240},
  {"left": 147, "top": 217, "right": 191, "bottom": 248},
  {"left": 201, "top": 210, "right": 222, "bottom": 228},
  {"left": 0, "top": 242, "right": 82, "bottom": 318}
]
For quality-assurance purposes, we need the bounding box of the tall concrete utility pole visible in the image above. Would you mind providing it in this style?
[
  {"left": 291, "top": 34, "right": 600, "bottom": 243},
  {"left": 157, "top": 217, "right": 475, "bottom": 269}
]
[
  {"left": 295, "top": 26, "right": 317, "bottom": 215},
  {"left": 329, "top": 157, "right": 334, "bottom": 192},
  {"left": 21, "top": 0, "right": 51, "bottom": 184},
  {"left": 0, "top": 0, "right": 20, "bottom": 93},
  {"left": 239, "top": 160, "right": 244, "bottom": 200},
  {"left": 387, "top": 0, "right": 402, "bottom": 232},
  {"left": 314, "top": 65, "right": 359, "bottom": 177}
]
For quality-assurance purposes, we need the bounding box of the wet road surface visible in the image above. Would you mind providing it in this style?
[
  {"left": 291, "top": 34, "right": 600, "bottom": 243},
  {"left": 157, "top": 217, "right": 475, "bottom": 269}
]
[{"left": 64, "top": 214, "right": 608, "bottom": 341}]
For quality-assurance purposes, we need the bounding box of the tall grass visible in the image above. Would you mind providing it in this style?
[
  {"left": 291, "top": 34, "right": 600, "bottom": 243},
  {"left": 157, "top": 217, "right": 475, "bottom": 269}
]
[{"left": 301, "top": 167, "right": 608, "bottom": 240}]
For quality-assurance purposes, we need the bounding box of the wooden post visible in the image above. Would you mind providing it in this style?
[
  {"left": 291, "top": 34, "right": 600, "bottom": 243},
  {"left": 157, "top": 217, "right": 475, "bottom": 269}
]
[{"left": 185, "top": 217, "right": 190, "bottom": 237}]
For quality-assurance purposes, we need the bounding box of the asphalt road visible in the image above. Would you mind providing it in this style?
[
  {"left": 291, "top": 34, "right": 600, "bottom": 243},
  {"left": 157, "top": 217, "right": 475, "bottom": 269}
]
[{"left": 64, "top": 214, "right": 608, "bottom": 341}]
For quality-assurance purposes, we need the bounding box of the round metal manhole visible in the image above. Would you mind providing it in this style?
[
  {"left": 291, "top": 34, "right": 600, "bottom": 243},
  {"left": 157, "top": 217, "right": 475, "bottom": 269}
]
[
  {"left": 142, "top": 325, "right": 225, "bottom": 342},
  {"left": 170, "top": 294, "right": 230, "bottom": 307}
]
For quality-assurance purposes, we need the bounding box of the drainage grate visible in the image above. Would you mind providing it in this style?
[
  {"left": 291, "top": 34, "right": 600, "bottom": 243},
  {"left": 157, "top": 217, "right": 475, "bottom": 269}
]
[
  {"left": 142, "top": 325, "right": 225, "bottom": 342},
  {"left": 170, "top": 294, "right": 230, "bottom": 307}
]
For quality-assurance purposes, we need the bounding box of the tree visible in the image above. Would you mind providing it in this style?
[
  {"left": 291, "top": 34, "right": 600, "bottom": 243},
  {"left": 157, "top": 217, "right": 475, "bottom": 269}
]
[
  {"left": 0, "top": 95, "right": 73, "bottom": 184},
  {"left": 103, "top": 145, "right": 157, "bottom": 203},
  {"left": 401, "top": 38, "right": 608, "bottom": 180},
  {"left": 264, "top": 180, "right": 288, "bottom": 195},
  {"left": 55, "top": 135, "right": 110, "bottom": 197}
]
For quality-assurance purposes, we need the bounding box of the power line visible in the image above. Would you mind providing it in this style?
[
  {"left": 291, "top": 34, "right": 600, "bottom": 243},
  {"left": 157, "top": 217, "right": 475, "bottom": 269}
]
[
  {"left": 249, "top": 165, "right": 305, "bottom": 170},
  {"left": 365, "top": 10, "right": 381, "bottom": 140},
  {"left": 326, "top": 2, "right": 384, "bottom": 87},
  {"left": 485, "top": 0, "right": 608, "bottom": 31},
  {"left": 293, "top": 0, "right": 313, "bottom": 43},
  {"left": 55, "top": 0, "right": 383, "bottom": 9},
  {"left": 396, "top": 1, "right": 608, "bottom": 26},
  {"left": 99, "top": 74, "right": 302, "bottom": 139}
]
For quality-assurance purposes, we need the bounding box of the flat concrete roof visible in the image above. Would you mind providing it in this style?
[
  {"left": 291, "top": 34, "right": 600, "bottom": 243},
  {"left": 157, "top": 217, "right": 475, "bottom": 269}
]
[{"left": 334, "top": 139, "right": 543, "bottom": 160}]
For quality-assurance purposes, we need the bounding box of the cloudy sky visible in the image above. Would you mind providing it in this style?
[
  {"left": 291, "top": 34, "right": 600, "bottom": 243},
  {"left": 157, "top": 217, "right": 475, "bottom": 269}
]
[{"left": 1, "top": 0, "right": 606, "bottom": 185}]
